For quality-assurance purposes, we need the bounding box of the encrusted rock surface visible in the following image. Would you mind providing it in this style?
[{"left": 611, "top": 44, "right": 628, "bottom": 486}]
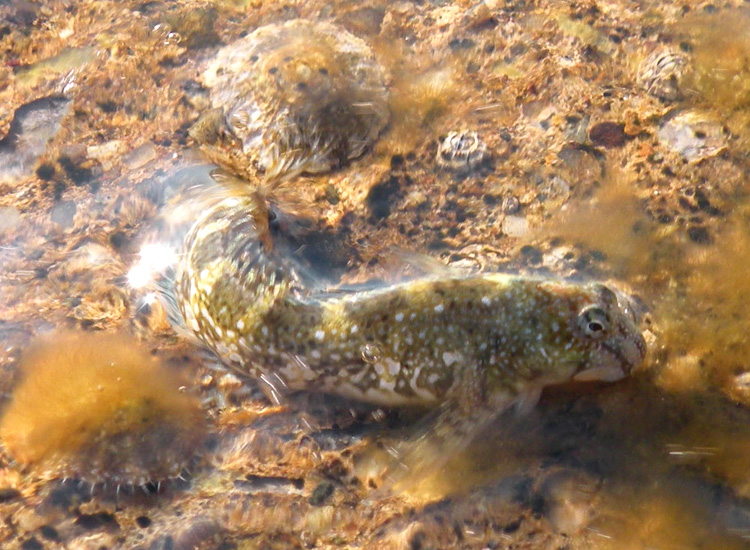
[{"left": 1, "top": 1, "right": 750, "bottom": 548}]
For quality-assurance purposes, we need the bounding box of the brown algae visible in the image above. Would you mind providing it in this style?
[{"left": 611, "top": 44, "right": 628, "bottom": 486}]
[
  {"left": 200, "top": 19, "right": 389, "bottom": 180},
  {"left": 0, "top": 331, "right": 205, "bottom": 486},
  {"left": 680, "top": 9, "right": 750, "bottom": 112},
  {"left": 656, "top": 212, "right": 750, "bottom": 404},
  {"left": 539, "top": 169, "right": 660, "bottom": 279}
]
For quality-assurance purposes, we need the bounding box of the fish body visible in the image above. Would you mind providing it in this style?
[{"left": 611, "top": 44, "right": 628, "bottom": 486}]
[{"left": 171, "top": 194, "right": 646, "bottom": 409}]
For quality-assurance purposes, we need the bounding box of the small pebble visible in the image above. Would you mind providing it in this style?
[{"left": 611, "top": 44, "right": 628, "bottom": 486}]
[
  {"left": 86, "top": 140, "right": 125, "bottom": 165},
  {"left": 539, "top": 471, "right": 598, "bottom": 534},
  {"left": 589, "top": 121, "right": 628, "bottom": 148},
  {"left": 0, "top": 206, "right": 21, "bottom": 234},
  {"left": 0, "top": 488, "right": 21, "bottom": 502},
  {"left": 0, "top": 96, "right": 72, "bottom": 183},
  {"left": 49, "top": 200, "right": 76, "bottom": 228},
  {"left": 730, "top": 371, "right": 750, "bottom": 404},
  {"left": 502, "top": 195, "right": 520, "bottom": 215},
  {"left": 165, "top": 8, "right": 220, "bottom": 50},
  {"left": 122, "top": 142, "right": 157, "bottom": 169},
  {"left": 324, "top": 184, "right": 340, "bottom": 205},
  {"left": 309, "top": 480, "right": 335, "bottom": 506},
  {"left": 658, "top": 110, "right": 727, "bottom": 163},
  {"left": 502, "top": 215, "right": 529, "bottom": 238}
]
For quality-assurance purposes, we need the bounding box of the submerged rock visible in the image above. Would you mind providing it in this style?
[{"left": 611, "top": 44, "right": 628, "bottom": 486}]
[
  {"left": 0, "top": 96, "right": 71, "bottom": 183},
  {"left": 199, "top": 19, "right": 389, "bottom": 180},
  {"left": 657, "top": 110, "right": 727, "bottom": 163}
]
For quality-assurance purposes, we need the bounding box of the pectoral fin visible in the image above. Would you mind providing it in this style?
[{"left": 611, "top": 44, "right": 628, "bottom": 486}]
[{"left": 512, "top": 384, "right": 543, "bottom": 416}]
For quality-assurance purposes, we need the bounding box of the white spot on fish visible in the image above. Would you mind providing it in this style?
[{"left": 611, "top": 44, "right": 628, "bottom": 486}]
[
  {"left": 315, "top": 330, "right": 326, "bottom": 341},
  {"left": 395, "top": 312, "right": 405, "bottom": 322},
  {"left": 386, "top": 358, "right": 401, "bottom": 376},
  {"left": 434, "top": 303, "right": 444, "bottom": 313},
  {"left": 442, "top": 351, "right": 462, "bottom": 367},
  {"left": 481, "top": 296, "right": 492, "bottom": 306}
]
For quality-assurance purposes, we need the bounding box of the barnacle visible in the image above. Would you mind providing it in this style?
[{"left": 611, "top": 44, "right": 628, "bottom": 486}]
[
  {"left": 201, "top": 19, "right": 389, "bottom": 180},
  {"left": 637, "top": 48, "right": 688, "bottom": 101},
  {"left": 0, "top": 331, "right": 205, "bottom": 487},
  {"left": 436, "top": 131, "right": 488, "bottom": 173}
]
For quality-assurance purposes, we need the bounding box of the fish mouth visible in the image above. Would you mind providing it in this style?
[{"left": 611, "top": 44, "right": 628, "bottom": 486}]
[
  {"left": 605, "top": 289, "right": 648, "bottom": 372},
  {"left": 572, "top": 333, "right": 647, "bottom": 384},
  {"left": 602, "top": 332, "right": 647, "bottom": 374}
]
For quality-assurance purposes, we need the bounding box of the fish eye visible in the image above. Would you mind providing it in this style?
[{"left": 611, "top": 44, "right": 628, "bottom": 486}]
[{"left": 577, "top": 305, "right": 610, "bottom": 337}]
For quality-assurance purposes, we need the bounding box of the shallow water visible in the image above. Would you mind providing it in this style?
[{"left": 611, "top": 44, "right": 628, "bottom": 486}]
[{"left": 1, "top": 1, "right": 750, "bottom": 548}]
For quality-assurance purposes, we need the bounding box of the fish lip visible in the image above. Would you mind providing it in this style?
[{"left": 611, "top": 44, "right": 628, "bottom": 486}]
[{"left": 601, "top": 332, "right": 647, "bottom": 374}]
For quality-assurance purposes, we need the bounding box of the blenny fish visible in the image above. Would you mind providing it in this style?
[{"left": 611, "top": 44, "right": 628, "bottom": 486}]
[{"left": 167, "top": 192, "right": 645, "bottom": 411}]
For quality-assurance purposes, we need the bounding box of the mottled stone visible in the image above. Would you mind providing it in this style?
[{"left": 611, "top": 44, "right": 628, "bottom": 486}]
[{"left": 200, "top": 19, "right": 389, "bottom": 180}]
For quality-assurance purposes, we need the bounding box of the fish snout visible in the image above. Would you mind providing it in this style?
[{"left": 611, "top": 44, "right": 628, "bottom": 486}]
[{"left": 620, "top": 330, "right": 647, "bottom": 373}]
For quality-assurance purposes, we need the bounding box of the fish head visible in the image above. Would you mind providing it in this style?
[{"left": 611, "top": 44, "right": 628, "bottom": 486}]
[
  {"left": 475, "top": 276, "right": 647, "bottom": 400},
  {"left": 564, "top": 282, "right": 647, "bottom": 383}
]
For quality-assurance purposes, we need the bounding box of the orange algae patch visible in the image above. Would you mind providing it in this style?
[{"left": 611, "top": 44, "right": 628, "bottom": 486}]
[{"left": 0, "top": 331, "right": 205, "bottom": 486}]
